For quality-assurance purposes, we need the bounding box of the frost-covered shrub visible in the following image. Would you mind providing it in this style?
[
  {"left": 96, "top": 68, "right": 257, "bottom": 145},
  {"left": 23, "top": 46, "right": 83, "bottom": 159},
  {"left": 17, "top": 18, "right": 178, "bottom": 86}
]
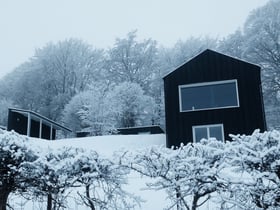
[
  {"left": 128, "top": 139, "right": 226, "bottom": 210},
  {"left": 0, "top": 130, "right": 39, "bottom": 210},
  {"left": 126, "top": 130, "right": 280, "bottom": 210},
  {"left": 224, "top": 130, "right": 280, "bottom": 209},
  {"left": 21, "top": 146, "right": 80, "bottom": 209},
  {"left": 4, "top": 128, "right": 280, "bottom": 210},
  {"left": 16, "top": 139, "right": 140, "bottom": 210},
  {"left": 72, "top": 150, "right": 141, "bottom": 210}
]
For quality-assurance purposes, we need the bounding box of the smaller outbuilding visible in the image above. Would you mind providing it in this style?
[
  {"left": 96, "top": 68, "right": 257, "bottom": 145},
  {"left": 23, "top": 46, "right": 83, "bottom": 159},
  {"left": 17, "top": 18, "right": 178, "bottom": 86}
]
[
  {"left": 76, "top": 131, "right": 91, "bottom": 138},
  {"left": 117, "top": 125, "right": 164, "bottom": 135},
  {"left": 7, "top": 108, "right": 72, "bottom": 140}
]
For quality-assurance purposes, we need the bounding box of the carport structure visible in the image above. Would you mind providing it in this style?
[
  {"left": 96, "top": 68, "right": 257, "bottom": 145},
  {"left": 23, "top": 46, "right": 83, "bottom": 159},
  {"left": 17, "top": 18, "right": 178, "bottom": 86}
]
[{"left": 7, "top": 108, "right": 72, "bottom": 140}]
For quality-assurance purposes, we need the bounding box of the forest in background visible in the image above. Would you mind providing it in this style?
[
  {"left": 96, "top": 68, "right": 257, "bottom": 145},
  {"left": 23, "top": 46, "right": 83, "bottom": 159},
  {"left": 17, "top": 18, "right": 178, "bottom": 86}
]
[{"left": 0, "top": 0, "right": 279, "bottom": 135}]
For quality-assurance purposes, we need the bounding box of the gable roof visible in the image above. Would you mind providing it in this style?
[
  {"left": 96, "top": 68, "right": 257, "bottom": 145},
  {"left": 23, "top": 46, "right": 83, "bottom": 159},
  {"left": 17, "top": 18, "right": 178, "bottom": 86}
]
[{"left": 163, "top": 49, "right": 260, "bottom": 79}]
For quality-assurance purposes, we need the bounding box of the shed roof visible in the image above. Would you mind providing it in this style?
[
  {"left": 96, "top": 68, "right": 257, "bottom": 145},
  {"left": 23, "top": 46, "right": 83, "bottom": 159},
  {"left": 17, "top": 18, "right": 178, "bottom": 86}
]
[{"left": 9, "top": 108, "right": 72, "bottom": 132}]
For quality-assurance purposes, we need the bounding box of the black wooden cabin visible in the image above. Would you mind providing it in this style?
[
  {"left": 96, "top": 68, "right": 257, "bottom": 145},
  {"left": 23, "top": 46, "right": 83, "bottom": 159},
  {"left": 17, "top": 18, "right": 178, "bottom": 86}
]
[
  {"left": 7, "top": 108, "right": 72, "bottom": 140},
  {"left": 163, "top": 49, "right": 266, "bottom": 147}
]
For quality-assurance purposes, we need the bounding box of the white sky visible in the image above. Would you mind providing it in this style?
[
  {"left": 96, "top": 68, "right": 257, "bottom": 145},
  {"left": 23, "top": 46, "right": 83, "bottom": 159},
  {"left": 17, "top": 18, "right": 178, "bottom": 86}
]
[{"left": 0, "top": 0, "right": 269, "bottom": 78}]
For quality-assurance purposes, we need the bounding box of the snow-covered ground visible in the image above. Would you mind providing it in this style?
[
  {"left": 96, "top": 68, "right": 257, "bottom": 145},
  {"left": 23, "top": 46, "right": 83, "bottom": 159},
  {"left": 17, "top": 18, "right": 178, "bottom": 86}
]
[{"left": 31, "top": 134, "right": 166, "bottom": 157}]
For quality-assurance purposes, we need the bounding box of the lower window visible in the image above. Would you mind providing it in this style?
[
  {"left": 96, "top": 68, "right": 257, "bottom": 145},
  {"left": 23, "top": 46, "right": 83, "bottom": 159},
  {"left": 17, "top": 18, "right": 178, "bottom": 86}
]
[{"left": 192, "top": 124, "right": 224, "bottom": 142}]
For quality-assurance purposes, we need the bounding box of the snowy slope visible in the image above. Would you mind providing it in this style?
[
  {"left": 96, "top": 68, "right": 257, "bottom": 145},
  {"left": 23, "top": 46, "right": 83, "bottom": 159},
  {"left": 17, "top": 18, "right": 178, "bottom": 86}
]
[{"left": 31, "top": 134, "right": 166, "bottom": 157}]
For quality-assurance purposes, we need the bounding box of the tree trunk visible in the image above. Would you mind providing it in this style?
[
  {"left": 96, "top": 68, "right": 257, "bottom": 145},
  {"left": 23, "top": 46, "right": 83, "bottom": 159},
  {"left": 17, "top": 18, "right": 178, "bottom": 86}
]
[
  {"left": 175, "top": 186, "right": 190, "bottom": 210},
  {"left": 191, "top": 194, "right": 199, "bottom": 210},
  {"left": 85, "top": 185, "right": 95, "bottom": 210},
  {"left": 47, "top": 194, "right": 52, "bottom": 210},
  {"left": 0, "top": 189, "right": 10, "bottom": 210}
]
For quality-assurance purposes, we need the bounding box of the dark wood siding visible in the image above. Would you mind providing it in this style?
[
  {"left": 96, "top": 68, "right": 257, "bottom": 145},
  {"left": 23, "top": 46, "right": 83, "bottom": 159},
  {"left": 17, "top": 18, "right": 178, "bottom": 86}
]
[
  {"left": 7, "top": 111, "right": 27, "bottom": 135},
  {"left": 7, "top": 110, "right": 56, "bottom": 140},
  {"left": 164, "top": 49, "right": 267, "bottom": 147}
]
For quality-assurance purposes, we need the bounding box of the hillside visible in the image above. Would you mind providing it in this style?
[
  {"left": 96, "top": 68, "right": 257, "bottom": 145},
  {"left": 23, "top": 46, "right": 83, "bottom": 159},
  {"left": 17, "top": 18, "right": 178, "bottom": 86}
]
[{"left": 31, "top": 134, "right": 166, "bottom": 157}]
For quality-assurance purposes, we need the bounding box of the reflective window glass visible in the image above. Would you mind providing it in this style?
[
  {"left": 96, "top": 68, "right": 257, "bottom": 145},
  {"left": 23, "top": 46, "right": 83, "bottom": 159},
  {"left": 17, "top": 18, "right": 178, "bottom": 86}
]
[
  {"left": 194, "top": 127, "right": 208, "bottom": 142},
  {"left": 209, "top": 126, "right": 223, "bottom": 141},
  {"left": 180, "top": 80, "right": 239, "bottom": 112},
  {"left": 193, "top": 124, "right": 224, "bottom": 142}
]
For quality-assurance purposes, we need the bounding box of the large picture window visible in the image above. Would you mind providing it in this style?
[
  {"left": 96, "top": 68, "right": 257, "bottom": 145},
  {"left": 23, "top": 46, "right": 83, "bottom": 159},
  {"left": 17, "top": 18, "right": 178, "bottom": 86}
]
[
  {"left": 192, "top": 124, "right": 224, "bottom": 142},
  {"left": 179, "top": 80, "right": 239, "bottom": 112}
]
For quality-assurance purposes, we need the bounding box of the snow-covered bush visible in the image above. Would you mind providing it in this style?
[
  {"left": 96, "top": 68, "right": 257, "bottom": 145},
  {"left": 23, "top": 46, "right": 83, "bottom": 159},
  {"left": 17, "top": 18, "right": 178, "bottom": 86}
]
[
  {"left": 128, "top": 139, "right": 226, "bottom": 210},
  {"left": 21, "top": 144, "right": 140, "bottom": 210},
  {"left": 1, "top": 130, "right": 140, "bottom": 210},
  {"left": 126, "top": 131, "right": 280, "bottom": 209},
  {"left": 223, "top": 130, "right": 280, "bottom": 209},
  {"left": 21, "top": 146, "right": 80, "bottom": 210},
  {"left": 72, "top": 150, "right": 141, "bottom": 210},
  {"left": 0, "top": 130, "right": 39, "bottom": 210},
  {"left": 3, "top": 128, "right": 280, "bottom": 210}
]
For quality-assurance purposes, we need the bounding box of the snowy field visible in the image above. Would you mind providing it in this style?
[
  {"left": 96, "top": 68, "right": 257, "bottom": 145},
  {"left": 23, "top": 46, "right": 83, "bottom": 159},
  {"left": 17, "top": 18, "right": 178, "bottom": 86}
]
[{"left": 31, "top": 134, "right": 166, "bottom": 157}]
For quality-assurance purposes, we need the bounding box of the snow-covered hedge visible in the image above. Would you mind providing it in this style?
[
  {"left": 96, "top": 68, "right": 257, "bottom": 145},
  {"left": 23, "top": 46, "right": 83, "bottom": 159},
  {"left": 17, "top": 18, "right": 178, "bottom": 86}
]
[
  {"left": 125, "top": 130, "right": 280, "bottom": 210},
  {"left": 225, "top": 130, "right": 280, "bottom": 209},
  {"left": 0, "top": 130, "right": 140, "bottom": 210},
  {"left": 0, "top": 130, "right": 39, "bottom": 210},
  {"left": 1, "top": 129, "right": 280, "bottom": 210}
]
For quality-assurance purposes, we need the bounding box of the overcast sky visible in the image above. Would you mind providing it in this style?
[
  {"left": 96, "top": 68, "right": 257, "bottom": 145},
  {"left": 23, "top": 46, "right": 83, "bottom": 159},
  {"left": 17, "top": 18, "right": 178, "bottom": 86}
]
[{"left": 0, "top": 0, "right": 269, "bottom": 78}]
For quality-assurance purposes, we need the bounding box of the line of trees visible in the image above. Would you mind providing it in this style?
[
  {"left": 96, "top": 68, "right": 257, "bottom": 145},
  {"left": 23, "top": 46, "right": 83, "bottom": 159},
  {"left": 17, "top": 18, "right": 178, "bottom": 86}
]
[
  {"left": 0, "top": 0, "right": 279, "bottom": 133},
  {"left": 1, "top": 129, "right": 280, "bottom": 210}
]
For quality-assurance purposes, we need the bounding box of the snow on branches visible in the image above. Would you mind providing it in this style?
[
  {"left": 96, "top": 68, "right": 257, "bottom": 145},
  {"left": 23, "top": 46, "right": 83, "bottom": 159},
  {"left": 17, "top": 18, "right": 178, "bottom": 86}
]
[
  {"left": 127, "top": 140, "right": 226, "bottom": 210},
  {"left": 225, "top": 130, "right": 280, "bottom": 209},
  {"left": 0, "top": 130, "right": 39, "bottom": 210},
  {"left": 0, "top": 130, "right": 140, "bottom": 210},
  {"left": 2, "top": 129, "right": 280, "bottom": 210}
]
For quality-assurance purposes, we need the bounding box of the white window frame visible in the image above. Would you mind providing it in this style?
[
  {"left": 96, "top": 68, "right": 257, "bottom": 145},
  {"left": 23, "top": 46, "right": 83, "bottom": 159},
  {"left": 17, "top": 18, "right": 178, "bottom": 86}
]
[
  {"left": 179, "top": 79, "right": 239, "bottom": 112},
  {"left": 192, "top": 124, "right": 225, "bottom": 142}
]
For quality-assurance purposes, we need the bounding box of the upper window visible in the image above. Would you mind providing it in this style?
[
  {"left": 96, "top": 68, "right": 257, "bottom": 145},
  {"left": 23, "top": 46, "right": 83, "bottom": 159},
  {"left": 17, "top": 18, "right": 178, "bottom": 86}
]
[{"left": 179, "top": 80, "right": 239, "bottom": 112}]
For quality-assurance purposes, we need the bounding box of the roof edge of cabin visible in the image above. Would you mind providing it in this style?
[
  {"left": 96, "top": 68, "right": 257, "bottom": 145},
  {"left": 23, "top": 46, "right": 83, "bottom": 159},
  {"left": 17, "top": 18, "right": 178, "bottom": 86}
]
[{"left": 162, "top": 49, "right": 261, "bottom": 80}]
